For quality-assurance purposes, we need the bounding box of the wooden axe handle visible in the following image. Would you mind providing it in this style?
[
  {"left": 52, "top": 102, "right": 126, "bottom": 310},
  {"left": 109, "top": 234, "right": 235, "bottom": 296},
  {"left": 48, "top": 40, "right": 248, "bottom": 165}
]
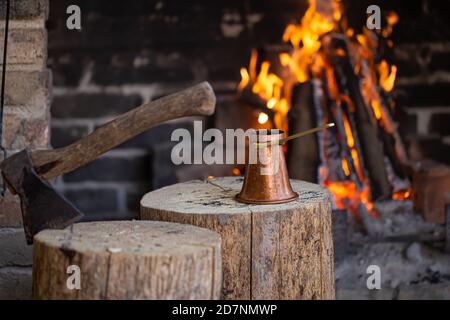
[{"left": 31, "top": 82, "right": 216, "bottom": 180}]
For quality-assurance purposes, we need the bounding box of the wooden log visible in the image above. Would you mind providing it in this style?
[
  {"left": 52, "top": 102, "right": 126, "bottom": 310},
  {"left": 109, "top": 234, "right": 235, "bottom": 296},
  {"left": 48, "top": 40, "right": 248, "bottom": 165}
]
[
  {"left": 332, "top": 209, "right": 348, "bottom": 263},
  {"left": 379, "top": 92, "right": 410, "bottom": 168},
  {"left": 333, "top": 102, "right": 363, "bottom": 186},
  {"left": 413, "top": 163, "right": 450, "bottom": 224},
  {"left": 323, "top": 34, "right": 392, "bottom": 200},
  {"left": 380, "top": 127, "right": 407, "bottom": 180},
  {"left": 287, "top": 82, "right": 319, "bottom": 182},
  {"left": 239, "top": 87, "right": 270, "bottom": 111},
  {"left": 140, "top": 177, "right": 335, "bottom": 300},
  {"left": 32, "top": 221, "right": 222, "bottom": 300}
]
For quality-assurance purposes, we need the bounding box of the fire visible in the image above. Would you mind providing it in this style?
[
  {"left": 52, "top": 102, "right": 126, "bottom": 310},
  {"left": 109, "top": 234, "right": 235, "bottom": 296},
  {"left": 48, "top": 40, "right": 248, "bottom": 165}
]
[
  {"left": 238, "top": 51, "right": 283, "bottom": 103},
  {"left": 231, "top": 168, "right": 241, "bottom": 176},
  {"left": 282, "top": 0, "right": 339, "bottom": 50},
  {"left": 238, "top": 68, "right": 250, "bottom": 91},
  {"left": 325, "top": 180, "right": 377, "bottom": 217},
  {"left": 342, "top": 115, "right": 355, "bottom": 148},
  {"left": 325, "top": 181, "right": 356, "bottom": 209},
  {"left": 370, "top": 99, "right": 382, "bottom": 120},
  {"left": 257, "top": 112, "right": 269, "bottom": 125},
  {"left": 382, "top": 11, "right": 399, "bottom": 38},
  {"left": 392, "top": 189, "right": 411, "bottom": 201},
  {"left": 238, "top": 0, "right": 405, "bottom": 216},
  {"left": 377, "top": 60, "right": 397, "bottom": 92},
  {"left": 239, "top": 0, "right": 342, "bottom": 131},
  {"left": 341, "top": 159, "right": 350, "bottom": 177},
  {"left": 341, "top": 114, "right": 364, "bottom": 182},
  {"left": 252, "top": 61, "right": 284, "bottom": 103}
]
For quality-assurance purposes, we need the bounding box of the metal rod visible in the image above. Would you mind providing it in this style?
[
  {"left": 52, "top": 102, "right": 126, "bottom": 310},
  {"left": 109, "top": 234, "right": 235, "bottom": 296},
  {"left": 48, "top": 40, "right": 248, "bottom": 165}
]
[
  {"left": 0, "top": 0, "right": 11, "bottom": 196},
  {"left": 255, "top": 123, "right": 335, "bottom": 148}
]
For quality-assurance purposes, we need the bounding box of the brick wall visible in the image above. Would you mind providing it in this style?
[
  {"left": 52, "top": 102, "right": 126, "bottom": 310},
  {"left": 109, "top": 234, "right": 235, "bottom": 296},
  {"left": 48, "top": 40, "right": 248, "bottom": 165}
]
[
  {"left": 0, "top": 0, "right": 448, "bottom": 300},
  {"left": 0, "top": 0, "right": 50, "bottom": 299},
  {"left": 46, "top": 0, "right": 308, "bottom": 221},
  {"left": 46, "top": 0, "right": 450, "bottom": 222}
]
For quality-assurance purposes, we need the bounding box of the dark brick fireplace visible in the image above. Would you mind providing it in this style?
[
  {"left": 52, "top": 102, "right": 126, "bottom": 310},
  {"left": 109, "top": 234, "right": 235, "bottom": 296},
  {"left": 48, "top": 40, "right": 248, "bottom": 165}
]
[
  {"left": 1, "top": 0, "right": 449, "bottom": 299},
  {"left": 45, "top": 0, "right": 450, "bottom": 222}
]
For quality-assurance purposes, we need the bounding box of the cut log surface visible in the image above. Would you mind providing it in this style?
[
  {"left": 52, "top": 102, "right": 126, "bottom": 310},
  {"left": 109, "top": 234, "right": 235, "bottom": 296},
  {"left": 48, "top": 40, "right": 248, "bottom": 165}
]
[
  {"left": 33, "top": 221, "right": 221, "bottom": 300},
  {"left": 140, "top": 177, "right": 335, "bottom": 300}
]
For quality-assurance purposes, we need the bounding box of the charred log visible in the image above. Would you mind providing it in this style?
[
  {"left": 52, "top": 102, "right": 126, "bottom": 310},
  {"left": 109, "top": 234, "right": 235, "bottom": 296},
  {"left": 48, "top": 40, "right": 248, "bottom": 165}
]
[
  {"left": 323, "top": 34, "right": 392, "bottom": 200},
  {"left": 287, "top": 82, "right": 319, "bottom": 182},
  {"left": 238, "top": 87, "right": 270, "bottom": 111}
]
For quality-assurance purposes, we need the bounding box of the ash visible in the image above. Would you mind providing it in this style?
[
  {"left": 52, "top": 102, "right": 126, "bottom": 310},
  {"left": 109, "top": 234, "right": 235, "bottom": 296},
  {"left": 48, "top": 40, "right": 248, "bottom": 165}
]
[{"left": 335, "top": 200, "right": 450, "bottom": 300}]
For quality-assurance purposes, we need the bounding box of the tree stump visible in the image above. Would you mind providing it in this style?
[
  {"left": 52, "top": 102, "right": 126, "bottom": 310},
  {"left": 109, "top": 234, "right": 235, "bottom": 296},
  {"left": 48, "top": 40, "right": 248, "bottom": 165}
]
[
  {"left": 33, "top": 221, "right": 221, "bottom": 300},
  {"left": 140, "top": 177, "right": 335, "bottom": 300}
]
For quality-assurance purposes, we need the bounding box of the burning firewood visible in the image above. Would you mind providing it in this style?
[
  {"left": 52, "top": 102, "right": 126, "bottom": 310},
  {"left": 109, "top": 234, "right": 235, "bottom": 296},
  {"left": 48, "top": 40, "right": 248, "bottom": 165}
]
[
  {"left": 322, "top": 34, "right": 392, "bottom": 200},
  {"left": 235, "top": 0, "right": 411, "bottom": 216}
]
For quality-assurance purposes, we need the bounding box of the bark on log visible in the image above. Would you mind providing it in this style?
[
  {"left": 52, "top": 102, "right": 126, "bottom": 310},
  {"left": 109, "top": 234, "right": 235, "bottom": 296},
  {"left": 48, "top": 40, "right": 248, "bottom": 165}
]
[
  {"left": 140, "top": 177, "right": 335, "bottom": 300},
  {"left": 33, "top": 221, "right": 222, "bottom": 300},
  {"left": 287, "top": 82, "right": 319, "bottom": 183}
]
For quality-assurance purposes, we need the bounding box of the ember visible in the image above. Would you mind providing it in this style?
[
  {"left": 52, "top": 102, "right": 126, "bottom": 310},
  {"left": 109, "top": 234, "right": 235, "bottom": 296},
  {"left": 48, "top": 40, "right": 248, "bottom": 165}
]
[{"left": 238, "top": 0, "right": 411, "bottom": 216}]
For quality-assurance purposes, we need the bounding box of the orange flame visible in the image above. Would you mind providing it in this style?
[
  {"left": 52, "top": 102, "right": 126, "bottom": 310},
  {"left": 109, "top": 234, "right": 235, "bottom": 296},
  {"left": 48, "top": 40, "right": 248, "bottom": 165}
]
[
  {"left": 239, "top": 0, "right": 342, "bottom": 131},
  {"left": 325, "top": 181, "right": 377, "bottom": 217},
  {"left": 370, "top": 99, "right": 382, "bottom": 120},
  {"left": 238, "top": 0, "right": 401, "bottom": 215},
  {"left": 392, "top": 189, "right": 411, "bottom": 201},
  {"left": 341, "top": 159, "right": 350, "bottom": 176},
  {"left": 382, "top": 11, "right": 399, "bottom": 38},
  {"left": 377, "top": 60, "right": 397, "bottom": 92},
  {"left": 238, "top": 68, "right": 250, "bottom": 91},
  {"left": 343, "top": 115, "right": 355, "bottom": 148}
]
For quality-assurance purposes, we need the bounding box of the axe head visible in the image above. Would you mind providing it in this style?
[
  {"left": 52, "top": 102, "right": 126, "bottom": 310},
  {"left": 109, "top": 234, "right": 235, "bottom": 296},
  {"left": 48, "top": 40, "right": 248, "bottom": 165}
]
[{"left": 1, "top": 150, "right": 83, "bottom": 244}]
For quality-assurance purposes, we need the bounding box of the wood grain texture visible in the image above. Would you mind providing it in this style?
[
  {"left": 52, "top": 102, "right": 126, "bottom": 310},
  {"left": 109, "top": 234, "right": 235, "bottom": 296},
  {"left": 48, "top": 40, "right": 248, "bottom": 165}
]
[
  {"left": 140, "top": 177, "right": 335, "bottom": 300},
  {"left": 30, "top": 81, "right": 216, "bottom": 180},
  {"left": 32, "top": 221, "right": 221, "bottom": 300}
]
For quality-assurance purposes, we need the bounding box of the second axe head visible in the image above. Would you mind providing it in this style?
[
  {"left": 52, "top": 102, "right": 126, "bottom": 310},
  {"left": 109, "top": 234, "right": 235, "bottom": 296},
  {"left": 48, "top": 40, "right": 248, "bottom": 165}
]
[{"left": 1, "top": 150, "right": 83, "bottom": 244}]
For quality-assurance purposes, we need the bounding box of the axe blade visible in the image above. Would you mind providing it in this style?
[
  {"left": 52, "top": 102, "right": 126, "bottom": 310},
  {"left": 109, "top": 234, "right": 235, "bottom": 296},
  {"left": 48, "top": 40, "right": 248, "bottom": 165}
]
[{"left": 1, "top": 150, "right": 83, "bottom": 244}]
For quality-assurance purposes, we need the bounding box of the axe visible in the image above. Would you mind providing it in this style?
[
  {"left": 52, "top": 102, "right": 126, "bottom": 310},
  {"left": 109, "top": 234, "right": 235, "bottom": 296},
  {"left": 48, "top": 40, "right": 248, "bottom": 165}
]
[{"left": 0, "top": 82, "right": 216, "bottom": 244}]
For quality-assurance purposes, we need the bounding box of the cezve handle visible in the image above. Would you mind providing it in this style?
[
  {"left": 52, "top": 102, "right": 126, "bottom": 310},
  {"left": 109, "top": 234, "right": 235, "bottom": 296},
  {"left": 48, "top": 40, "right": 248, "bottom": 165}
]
[{"left": 31, "top": 82, "right": 216, "bottom": 180}]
